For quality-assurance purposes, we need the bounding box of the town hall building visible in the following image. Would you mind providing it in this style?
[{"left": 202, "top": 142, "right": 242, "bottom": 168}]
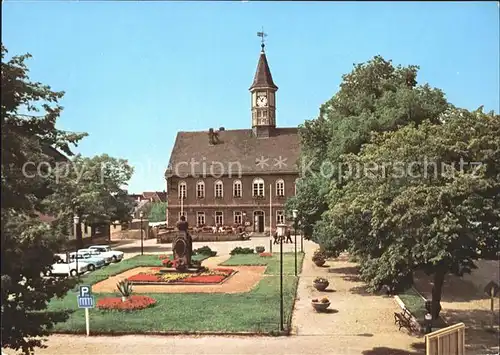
[{"left": 165, "top": 40, "right": 300, "bottom": 233}]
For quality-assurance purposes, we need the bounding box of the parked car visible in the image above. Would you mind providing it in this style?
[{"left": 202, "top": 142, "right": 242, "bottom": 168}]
[
  {"left": 88, "top": 245, "right": 124, "bottom": 263},
  {"left": 68, "top": 251, "right": 106, "bottom": 271},
  {"left": 49, "top": 254, "right": 89, "bottom": 277},
  {"left": 78, "top": 248, "right": 112, "bottom": 265}
]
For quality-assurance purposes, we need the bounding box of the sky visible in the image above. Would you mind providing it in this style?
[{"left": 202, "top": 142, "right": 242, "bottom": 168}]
[{"left": 2, "top": 1, "right": 499, "bottom": 193}]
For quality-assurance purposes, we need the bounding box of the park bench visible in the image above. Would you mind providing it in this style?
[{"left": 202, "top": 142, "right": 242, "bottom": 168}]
[{"left": 394, "top": 307, "right": 416, "bottom": 333}]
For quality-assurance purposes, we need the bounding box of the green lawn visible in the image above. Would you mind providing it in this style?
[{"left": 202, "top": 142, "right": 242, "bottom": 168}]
[
  {"left": 48, "top": 253, "right": 303, "bottom": 334},
  {"left": 398, "top": 287, "right": 427, "bottom": 320}
]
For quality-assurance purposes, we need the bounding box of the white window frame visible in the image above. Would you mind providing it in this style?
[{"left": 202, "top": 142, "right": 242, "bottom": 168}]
[
  {"left": 214, "top": 180, "right": 223, "bottom": 198},
  {"left": 215, "top": 211, "right": 224, "bottom": 225},
  {"left": 196, "top": 211, "right": 205, "bottom": 226},
  {"left": 275, "top": 179, "right": 285, "bottom": 197},
  {"left": 196, "top": 180, "right": 205, "bottom": 198},
  {"left": 234, "top": 211, "right": 242, "bottom": 225},
  {"left": 178, "top": 181, "right": 187, "bottom": 199},
  {"left": 276, "top": 210, "right": 285, "bottom": 224},
  {"left": 233, "top": 180, "right": 242, "bottom": 197},
  {"left": 252, "top": 177, "right": 265, "bottom": 197}
]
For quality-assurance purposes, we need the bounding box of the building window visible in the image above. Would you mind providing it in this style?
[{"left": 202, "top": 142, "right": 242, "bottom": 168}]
[
  {"left": 214, "top": 180, "right": 223, "bottom": 198},
  {"left": 233, "top": 180, "right": 242, "bottom": 197},
  {"left": 196, "top": 212, "right": 205, "bottom": 226},
  {"left": 215, "top": 211, "right": 223, "bottom": 225},
  {"left": 276, "top": 210, "right": 285, "bottom": 224},
  {"left": 275, "top": 179, "right": 285, "bottom": 197},
  {"left": 196, "top": 181, "right": 205, "bottom": 198},
  {"left": 253, "top": 177, "right": 265, "bottom": 197},
  {"left": 234, "top": 211, "right": 242, "bottom": 225},
  {"left": 178, "top": 181, "right": 187, "bottom": 199},
  {"left": 178, "top": 211, "right": 187, "bottom": 220}
]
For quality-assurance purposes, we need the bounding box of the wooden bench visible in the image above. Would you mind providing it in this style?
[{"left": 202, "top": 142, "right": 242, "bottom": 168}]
[{"left": 394, "top": 307, "right": 416, "bottom": 332}]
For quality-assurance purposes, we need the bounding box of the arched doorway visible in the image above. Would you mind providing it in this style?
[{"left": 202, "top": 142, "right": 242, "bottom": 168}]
[{"left": 253, "top": 210, "right": 265, "bottom": 233}]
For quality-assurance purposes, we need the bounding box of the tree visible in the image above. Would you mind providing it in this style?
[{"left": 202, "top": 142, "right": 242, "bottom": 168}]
[
  {"left": 324, "top": 108, "right": 499, "bottom": 319},
  {"left": 148, "top": 202, "right": 168, "bottom": 222},
  {"left": 43, "top": 154, "right": 135, "bottom": 247},
  {"left": 286, "top": 55, "right": 449, "bottom": 236},
  {"left": 1, "top": 45, "right": 86, "bottom": 352}
]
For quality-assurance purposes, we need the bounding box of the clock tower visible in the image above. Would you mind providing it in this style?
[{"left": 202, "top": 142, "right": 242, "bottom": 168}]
[{"left": 250, "top": 40, "right": 278, "bottom": 138}]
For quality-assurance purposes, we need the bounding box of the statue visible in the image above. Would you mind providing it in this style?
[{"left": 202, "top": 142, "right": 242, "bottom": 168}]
[{"left": 173, "top": 216, "right": 193, "bottom": 270}]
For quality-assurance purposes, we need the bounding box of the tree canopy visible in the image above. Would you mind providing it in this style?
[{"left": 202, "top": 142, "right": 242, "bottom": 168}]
[
  {"left": 288, "top": 55, "right": 499, "bottom": 319},
  {"left": 287, "top": 55, "right": 449, "bottom": 236},
  {"left": 1, "top": 45, "right": 134, "bottom": 352}
]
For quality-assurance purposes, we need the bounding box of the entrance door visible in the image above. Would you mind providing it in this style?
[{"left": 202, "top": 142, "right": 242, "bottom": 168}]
[{"left": 254, "top": 211, "right": 264, "bottom": 233}]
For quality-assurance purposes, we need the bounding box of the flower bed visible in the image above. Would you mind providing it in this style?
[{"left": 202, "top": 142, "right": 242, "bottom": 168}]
[
  {"left": 97, "top": 295, "right": 156, "bottom": 311},
  {"left": 127, "top": 267, "right": 235, "bottom": 285},
  {"left": 259, "top": 252, "right": 273, "bottom": 257}
]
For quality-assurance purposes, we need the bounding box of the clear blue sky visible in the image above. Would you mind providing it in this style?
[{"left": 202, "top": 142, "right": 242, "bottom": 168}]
[{"left": 3, "top": 1, "right": 499, "bottom": 193}]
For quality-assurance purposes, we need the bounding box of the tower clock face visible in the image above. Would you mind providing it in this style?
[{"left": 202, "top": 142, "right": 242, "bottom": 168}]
[{"left": 256, "top": 94, "right": 268, "bottom": 107}]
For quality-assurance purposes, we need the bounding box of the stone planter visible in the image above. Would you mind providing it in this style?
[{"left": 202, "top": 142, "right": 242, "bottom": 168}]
[
  {"left": 313, "top": 259, "right": 326, "bottom": 267},
  {"left": 313, "top": 280, "right": 329, "bottom": 291},
  {"left": 312, "top": 301, "right": 330, "bottom": 312}
]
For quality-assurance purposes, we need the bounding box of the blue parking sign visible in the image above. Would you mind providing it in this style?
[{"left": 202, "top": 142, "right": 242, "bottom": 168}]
[{"left": 77, "top": 285, "right": 94, "bottom": 309}]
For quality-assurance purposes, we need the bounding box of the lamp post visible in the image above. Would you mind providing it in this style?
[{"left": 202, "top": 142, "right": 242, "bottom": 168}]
[
  {"left": 242, "top": 211, "right": 246, "bottom": 230},
  {"left": 73, "top": 215, "right": 80, "bottom": 276},
  {"left": 292, "top": 209, "right": 298, "bottom": 277},
  {"left": 424, "top": 312, "right": 433, "bottom": 334},
  {"left": 140, "top": 211, "right": 144, "bottom": 256},
  {"left": 299, "top": 221, "right": 304, "bottom": 253},
  {"left": 277, "top": 223, "right": 286, "bottom": 332}
]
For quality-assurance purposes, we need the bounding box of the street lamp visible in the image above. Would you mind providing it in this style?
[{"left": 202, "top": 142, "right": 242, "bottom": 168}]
[
  {"left": 139, "top": 211, "right": 144, "bottom": 256},
  {"left": 73, "top": 215, "right": 80, "bottom": 276},
  {"left": 292, "top": 209, "right": 298, "bottom": 276},
  {"left": 277, "top": 223, "right": 286, "bottom": 332}
]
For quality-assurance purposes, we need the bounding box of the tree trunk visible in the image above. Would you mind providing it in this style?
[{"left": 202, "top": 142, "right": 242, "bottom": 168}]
[
  {"left": 431, "top": 269, "right": 445, "bottom": 319},
  {"left": 75, "top": 221, "right": 83, "bottom": 250}
]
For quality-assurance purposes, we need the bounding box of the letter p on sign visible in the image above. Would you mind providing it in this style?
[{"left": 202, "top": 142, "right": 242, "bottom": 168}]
[{"left": 79, "top": 285, "right": 91, "bottom": 297}]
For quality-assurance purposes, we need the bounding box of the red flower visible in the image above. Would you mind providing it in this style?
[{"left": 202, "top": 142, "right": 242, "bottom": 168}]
[
  {"left": 97, "top": 295, "right": 156, "bottom": 311},
  {"left": 183, "top": 275, "right": 226, "bottom": 283},
  {"left": 260, "top": 252, "right": 273, "bottom": 257},
  {"left": 127, "top": 273, "right": 160, "bottom": 282}
]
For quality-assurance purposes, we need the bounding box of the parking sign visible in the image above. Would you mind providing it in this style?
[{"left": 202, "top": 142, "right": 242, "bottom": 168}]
[{"left": 77, "top": 285, "right": 94, "bottom": 309}]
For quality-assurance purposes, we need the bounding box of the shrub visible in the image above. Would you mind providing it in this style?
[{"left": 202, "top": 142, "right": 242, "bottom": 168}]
[
  {"left": 312, "top": 249, "right": 326, "bottom": 263},
  {"left": 230, "top": 247, "right": 254, "bottom": 255},
  {"left": 255, "top": 246, "right": 265, "bottom": 253},
  {"left": 97, "top": 295, "right": 156, "bottom": 311},
  {"left": 193, "top": 246, "right": 217, "bottom": 257}
]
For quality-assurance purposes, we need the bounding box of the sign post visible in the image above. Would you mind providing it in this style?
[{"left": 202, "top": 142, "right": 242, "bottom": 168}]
[
  {"left": 483, "top": 281, "right": 499, "bottom": 330},
  {"left": 77, "top": 285, "right": 94, "bottom": 336}
]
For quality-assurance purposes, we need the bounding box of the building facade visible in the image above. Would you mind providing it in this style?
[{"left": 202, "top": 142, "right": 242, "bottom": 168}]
[{"left": 165, "top": 42, "right": 300, "bottom": 233}]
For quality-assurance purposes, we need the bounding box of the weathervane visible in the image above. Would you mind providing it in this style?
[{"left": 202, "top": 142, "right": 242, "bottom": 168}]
[{"left": 257, "top": 27, "right": 267, "bottom": 51}]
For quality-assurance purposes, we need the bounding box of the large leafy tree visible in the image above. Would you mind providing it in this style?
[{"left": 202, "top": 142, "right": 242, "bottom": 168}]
[
  {"left": 44, "top": 154, "right": 135, "bottom": 247},
  {"left": 324, "top": 108, "right": 499, "bottom": 319},
  {"left": 1, "top": 45, "right": 86, "bottom": 352},
  {"left": 286, "top": 55, "right": 449, "bottom": 237}
]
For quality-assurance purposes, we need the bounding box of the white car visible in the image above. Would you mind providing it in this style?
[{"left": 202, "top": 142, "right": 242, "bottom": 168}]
[
  {"left": 48, "top": 254, "right": 89, "bottom": 277},
  {"left": 88, "top": 245, "right": 124, "bottom": 263},
  {"left": 78, "top": 248, "right": 113, "bottom": 265}
]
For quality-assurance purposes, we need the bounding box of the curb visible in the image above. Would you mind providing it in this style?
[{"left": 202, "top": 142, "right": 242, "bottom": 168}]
[{"left": 52, "top": 330, "right": 289, "bottom": 337}]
